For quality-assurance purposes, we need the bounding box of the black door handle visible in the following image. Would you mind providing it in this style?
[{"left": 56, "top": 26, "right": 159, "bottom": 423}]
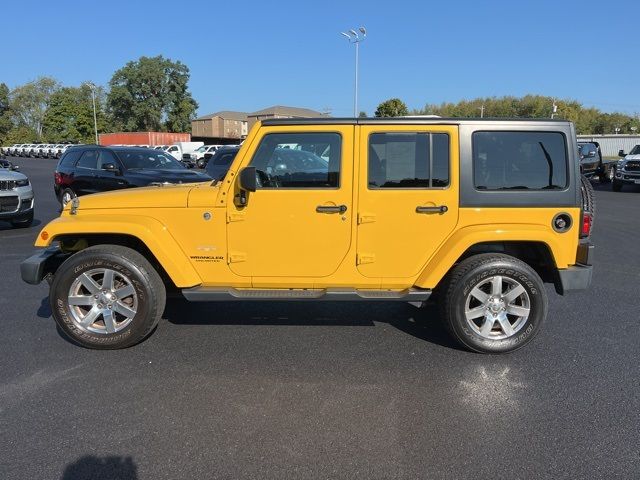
[
  {"left": 416, "top": 205, "right": 448, "bottom": 214},
  {"left": 316, "top": 205, "right": 347, "bottom": 214}
]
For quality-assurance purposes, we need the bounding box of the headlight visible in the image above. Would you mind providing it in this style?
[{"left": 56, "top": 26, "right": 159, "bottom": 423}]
[{"left": 15, "top": 179, "right": 30, "bottom": 187}]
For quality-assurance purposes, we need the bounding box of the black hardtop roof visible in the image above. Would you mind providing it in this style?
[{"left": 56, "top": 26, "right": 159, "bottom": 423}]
[{"left": 260, "top": 117, "right": 572, "bottom": 127}]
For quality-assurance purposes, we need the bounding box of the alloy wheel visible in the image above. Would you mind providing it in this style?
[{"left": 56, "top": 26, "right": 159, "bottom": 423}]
[
  {"left": 67, "top": 268, "right": 138, "bottom": 334},
  {"left": 464, "top": 275, "right": 530, "bottom": 340}
]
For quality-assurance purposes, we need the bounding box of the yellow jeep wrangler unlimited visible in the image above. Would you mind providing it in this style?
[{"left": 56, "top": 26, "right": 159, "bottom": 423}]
[{"left": 21, "top": 118, "right": 594, "bottom": 353}]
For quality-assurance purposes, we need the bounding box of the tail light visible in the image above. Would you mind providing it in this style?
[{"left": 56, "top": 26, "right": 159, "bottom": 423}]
[
  {"left": 580, "top": 212, "right": 592, "bottom": 238},
  {"left": 54, "top": 172, "right": 62, "bottom": 185}
]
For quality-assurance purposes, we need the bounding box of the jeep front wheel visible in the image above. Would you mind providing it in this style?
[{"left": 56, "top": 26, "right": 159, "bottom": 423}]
[
  {"left": 49, "top": 245, "right": 166, "bottom": 349},
  {"left": 441, "top": 254, "right": 547, "bottom": 354}
]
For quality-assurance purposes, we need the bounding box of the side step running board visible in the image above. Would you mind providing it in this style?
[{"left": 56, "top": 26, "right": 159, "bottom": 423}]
[{"left": 181, "top": 287, "right": 432, "bottom": 302}]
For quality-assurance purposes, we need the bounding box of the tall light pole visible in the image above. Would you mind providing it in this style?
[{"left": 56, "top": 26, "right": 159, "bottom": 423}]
[
  {"left": 86, "top": 82, "right": 99, "bottom": 144},
  {"left": 340, "top": 26, "right": 366, "bottom": 117}
]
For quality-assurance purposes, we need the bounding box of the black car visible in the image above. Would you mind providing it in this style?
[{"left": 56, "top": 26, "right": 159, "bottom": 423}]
[
  {"left": 0, "top": 158, "right": 19, "bottom": 171},
  {"left": 54, "top": 146, "right": 212, "bottom": 205},
  {"left": 204, "top": 146, "right": 240, "bottom": 181}
]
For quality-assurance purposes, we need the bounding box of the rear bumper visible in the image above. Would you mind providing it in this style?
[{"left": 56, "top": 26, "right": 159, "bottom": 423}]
[
  {"left": 21, "top": 247, "right": 68, "bottom": 285},
  {"left": 556, "top": 242, "right": 593, "bottom": 295}
]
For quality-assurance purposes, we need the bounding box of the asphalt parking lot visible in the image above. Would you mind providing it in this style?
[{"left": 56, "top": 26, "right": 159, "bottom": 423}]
[{"left": 1, "top": 156, "right": 639, "bottom": 479}]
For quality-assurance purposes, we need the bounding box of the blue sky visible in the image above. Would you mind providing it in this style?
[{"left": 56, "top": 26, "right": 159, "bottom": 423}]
[{"left": 2, "top": 0, "right": 639, "bottom": 117}]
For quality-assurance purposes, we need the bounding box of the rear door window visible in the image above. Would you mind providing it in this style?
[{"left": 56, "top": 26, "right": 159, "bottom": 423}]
[
  {"left": 368, "top": 132, "right": 450, "bottom": 188},
  {"left": 473, "top": 131, "right": 568, "bottom": 190},
  {"left": 76, "top": 150, "right": 99, "bottom": 170}
]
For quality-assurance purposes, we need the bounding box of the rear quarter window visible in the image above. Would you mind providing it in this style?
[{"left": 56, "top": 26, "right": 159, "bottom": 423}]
[
  {"left": 58, "top": 149, "right": 82, "bottom": 168},
  {"left": 473, "top": 131, "right": 568, "bottom": 190}
]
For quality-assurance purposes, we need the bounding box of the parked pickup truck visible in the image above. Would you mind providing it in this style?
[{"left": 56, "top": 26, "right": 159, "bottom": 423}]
[
  {"left": 21, "top": 118, "right": 594, "bottom": 353},
  {"left": 578, "top": 141, "right": 615, "bottom": 182},
  {"left": 613, "top": 144, "right": 640, "bottom": 191}
]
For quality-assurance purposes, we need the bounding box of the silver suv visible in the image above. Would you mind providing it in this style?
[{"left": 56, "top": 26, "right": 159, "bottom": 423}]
[{"left": 0, "top": 160, "right": 34, "bottom": 227}]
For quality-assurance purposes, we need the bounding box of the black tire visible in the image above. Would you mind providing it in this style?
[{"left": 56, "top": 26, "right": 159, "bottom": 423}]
[
  {"left": 11, "top": 210, "right": 34, "bottom": 228},
  {"left": 612, "top": 179, "right": 623, "bottom": 192},
  {"left": 49, "top": 245, "right": 166, "bottom": 349},
  {"left": 580, "top": 174, "right": 596, "bottom": 226},
  {"left": 440, "top": 253, "right": 547, "bottom": 354}
]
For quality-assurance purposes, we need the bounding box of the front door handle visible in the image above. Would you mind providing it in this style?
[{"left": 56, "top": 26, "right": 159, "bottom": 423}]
[
  {"left": 316, "top": 204, "right": 347, "bottom": 214},
  {"left": 416, "top": 205, "right": 448, "bottom": 214}
]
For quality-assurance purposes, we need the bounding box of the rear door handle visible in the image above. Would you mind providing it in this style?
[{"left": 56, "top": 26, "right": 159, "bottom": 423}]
[
  {"left": 316, "top": 205, "right": 347, "bottom": 214},
  {"left": 416, "top": 205, "right": 448, "bottom": 214}
]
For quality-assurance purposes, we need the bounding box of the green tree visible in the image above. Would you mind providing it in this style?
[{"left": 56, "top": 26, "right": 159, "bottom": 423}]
[
  {"left": 358, "top": 111, "right": 367, "bottom": 118},
  {"left": 10, "top": 77, "right": 60, "bottom": 140},
  {"left": 43, "top": 84, "right": 110, "bottom": 143},
  {"left": 0, "top": 83, "right": 13, "bottom": 145},
  {"left": 413, "top": 94, "right": 640, "bottom": 135},
  {"left": 107, "top": 55, "right": 198, "bottom": 132},
  {"left": 375, "top": 98, "right": 409, "bottom": 117}
]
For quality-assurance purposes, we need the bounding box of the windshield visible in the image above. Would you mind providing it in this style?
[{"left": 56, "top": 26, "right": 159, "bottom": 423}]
[
  {"left": 205, "top": 149, "right": 239, "bottom": 180},
  {"left": 196, "top": 146, "right": 208, "bottom": 153},
  {"left": 116, "top": 150, "right": 186, "bottom": 170},
  {"left": 629, "top": 145, "right": 640, "bottom": 155}
]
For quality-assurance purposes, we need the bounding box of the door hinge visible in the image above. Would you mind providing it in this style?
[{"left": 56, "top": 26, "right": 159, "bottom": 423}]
[
  {"left": 358, "top": 213, "right": 376, "bottom": 224},
  {"left": 228, "top": 252, "right": 247, "bottom": 263},
  {"left": 227, "top": 212, "right": 245, "bottom": 223},
  {"left": 357, "top": 253, "right": 376, "bottom": 265}
]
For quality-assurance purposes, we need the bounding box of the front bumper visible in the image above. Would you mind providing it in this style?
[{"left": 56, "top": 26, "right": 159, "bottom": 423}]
[
  {"left": 556, "top": 243, "right": 593, "bottom": 295},
  {"left": 21, "top": 247, "right": 68, "bottom": 285},
  {"left": 615, "top": 169, "right": 640, "bottom": 184},
  {"left": 0, "top": 187, "right": 34, "bottom": 219}
]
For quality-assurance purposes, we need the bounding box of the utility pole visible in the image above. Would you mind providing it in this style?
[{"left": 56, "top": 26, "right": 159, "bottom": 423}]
[
  {"left": 86, "top": 82, "right": 99, "bottom": 144},
  {"left": 479, "top": 104, "right": 485, "bottom": 118},
  {"left": 551, "top": 100, "right": 558, "bottom": 119},
  {"left": 340, "top": 27, "right": 367, "bottom": 117}
]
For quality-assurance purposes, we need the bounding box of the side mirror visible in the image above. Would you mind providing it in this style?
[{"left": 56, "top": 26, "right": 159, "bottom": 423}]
[
  {"left": 239, "top": 166, "right": 257, "bottom": 192},
  {"left": 619, "top": 149, "right": 626, "bottom": 157},
  {"left": 102, "top": 163, "right": 121, "bottom": 174},
  {"left": 11, "top": 165, "right": 19, "bottom": 171}
]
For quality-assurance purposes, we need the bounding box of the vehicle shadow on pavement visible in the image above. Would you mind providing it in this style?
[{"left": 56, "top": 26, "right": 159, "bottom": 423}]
[
  {"left": 0, "top": 218, "right": 42, "bottom": 231},
  {"left": 591, "top": 180, "right": 640, "bottom": 193},
  {"left": 37, "top": 296, "right": 52, "bottom": 319},
  {"left": 60, "top": 455, "right": 137, "bottom": 480},
  {"left": 163, "top": 298, "right": 461, "bottom": 350}
]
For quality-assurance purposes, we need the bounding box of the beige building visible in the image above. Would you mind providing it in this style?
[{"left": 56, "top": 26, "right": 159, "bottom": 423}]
[
  {"left": 191, "top": 111, "right": 248, "bottom": 140},
  {"left": 192, "top": 106, "right": 327, "bottom": 141},
  {"left": 247, "top": 105, "right": 327, "bottom": 129}
]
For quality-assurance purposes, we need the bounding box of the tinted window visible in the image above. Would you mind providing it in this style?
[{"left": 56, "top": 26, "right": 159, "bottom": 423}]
[
  {"left": 205, "top": 150, "right": 239, "bottom": 180},
  {"left": 116, "top": 150, "right": 185, "bottom": 170},
  {"left": 213, "top": 152, "right": 236, "bottom": 167},
  {"left": 368, "top": 132, "right": 449, "bottom": 188},
  {"left": 76, "top": 150, "right": 98, "bottom": 169},
  {"left": 249, "top": 133, "right": 341, "bottom": 188},
  {"left": 98, "top": 150, "right": 120, "bottom": 169},
  {"left": 629, "top": 145, "right": 640, "bottom": 155},
  {"left": 59, "top": 149, "right": 82, "bottom": 168},
  {"left": 473, "top": 131, "right": 567, "bottom": 190}
]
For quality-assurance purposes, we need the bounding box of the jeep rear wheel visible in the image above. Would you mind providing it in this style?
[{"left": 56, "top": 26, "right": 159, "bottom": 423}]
[
  {"left": 441, "top": 254, "right": 547, "bottom": 354},
  {"left": 49, "top": 245, "right": 166, "bottom": 349}
]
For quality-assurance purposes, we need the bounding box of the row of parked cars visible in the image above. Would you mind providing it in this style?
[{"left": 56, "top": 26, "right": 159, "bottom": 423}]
[
  {"left": 578, "top": 141, "right": 640, "bottom": 192},
  {"left": 2, "top": 143, "right": 78, "bottom": 159}
]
